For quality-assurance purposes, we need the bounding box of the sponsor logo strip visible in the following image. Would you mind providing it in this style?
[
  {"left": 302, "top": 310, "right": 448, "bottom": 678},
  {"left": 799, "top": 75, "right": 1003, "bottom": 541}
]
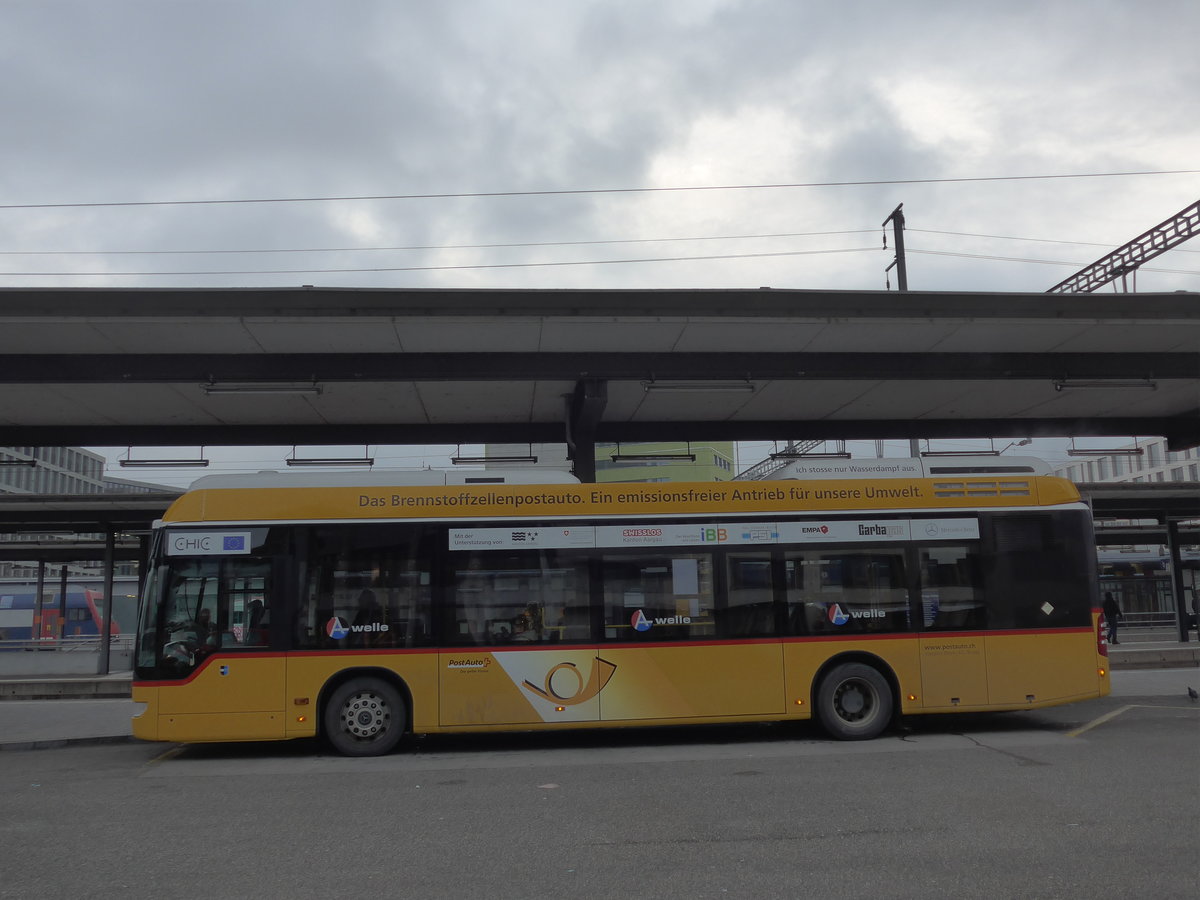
[
  {"left": 166, "top": 531, "right": 253, "bottom": 556},
  {"left": 449, "top": 518, "right": 978, "bottom": 550}
]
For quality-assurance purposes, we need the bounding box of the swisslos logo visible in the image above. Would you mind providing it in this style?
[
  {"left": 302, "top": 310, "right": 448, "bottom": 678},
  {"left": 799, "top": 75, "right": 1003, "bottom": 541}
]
[
  {"left": 631, "top": 609, "right": 692, "bottom": 632},
  {"left": 826, "top": 603, "right": 886, "bottom": 626},
  {"left": 325, "top": 616, "right": 390, "bottom": 640}
]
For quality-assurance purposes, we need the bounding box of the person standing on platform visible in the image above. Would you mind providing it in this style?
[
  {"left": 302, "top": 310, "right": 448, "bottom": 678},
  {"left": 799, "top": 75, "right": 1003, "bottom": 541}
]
[{"left": 1102, "top": 592, "right": 1123, "bottom": 645}]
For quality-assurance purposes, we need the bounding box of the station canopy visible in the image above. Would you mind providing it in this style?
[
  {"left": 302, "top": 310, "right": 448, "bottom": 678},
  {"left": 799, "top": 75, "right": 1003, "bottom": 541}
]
[{"left": 0, "top": 286, "right": 1196, "bottom": 464}]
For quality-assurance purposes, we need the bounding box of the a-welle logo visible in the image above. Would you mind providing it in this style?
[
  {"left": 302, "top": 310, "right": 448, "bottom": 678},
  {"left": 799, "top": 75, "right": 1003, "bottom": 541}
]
[
  {"left": 325, "top": 616, "right": 390, "bottom": 640},
  {"left": 631, "top": 609, "right": 692, "bottom": 632}
]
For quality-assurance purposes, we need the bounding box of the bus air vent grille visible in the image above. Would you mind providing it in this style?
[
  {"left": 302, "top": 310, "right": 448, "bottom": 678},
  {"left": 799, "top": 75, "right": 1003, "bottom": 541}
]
[{"left": 932, "top": 480, "right": 1032, "bottom": 498}]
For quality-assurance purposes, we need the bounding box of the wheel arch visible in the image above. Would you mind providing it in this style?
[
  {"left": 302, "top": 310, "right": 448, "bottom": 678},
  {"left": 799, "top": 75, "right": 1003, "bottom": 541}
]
[
  {"left": 316, "top": 666, "right": 414, "bottom": 735},
  {"left": 810, "top": 651, "right": 901, "bottom": 718}
]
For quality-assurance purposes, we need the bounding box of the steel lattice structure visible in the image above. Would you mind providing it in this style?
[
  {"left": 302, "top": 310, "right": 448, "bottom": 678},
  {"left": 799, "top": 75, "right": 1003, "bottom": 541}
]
[{"left": 1047, "top": 198, "right": 1200, "bottom": 293}]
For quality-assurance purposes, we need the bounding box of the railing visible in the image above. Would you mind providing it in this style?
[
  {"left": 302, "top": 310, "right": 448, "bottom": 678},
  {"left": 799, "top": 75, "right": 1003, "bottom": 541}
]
[
  {"left": 1121, "top": 612, "right": 1184, "bottom": 628},
  {"left": 734, "top": 440, "right": 825, "bottom": 481},
  {"left": 0, "top": 634, "right": 134, "bottom": 653}
]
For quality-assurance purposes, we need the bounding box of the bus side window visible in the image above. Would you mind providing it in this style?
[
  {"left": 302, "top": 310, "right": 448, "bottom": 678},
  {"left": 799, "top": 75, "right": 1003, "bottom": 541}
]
[
  {"left": 220, "top": 565, "right": 270, "bottom": 650},
  {"left": 242, "top": 598, "right": 268, "bottom": 645},
  {"left": 722, "top": 554, "right": 776, "bottom": 637},
  {"left": 919, "top": 546, "right": 985, "bottom": 631},
  {"left": 601, "top": 553, "right": 716, "bottom": 641},
  {"left": 785, "top": 549, "right": 910, "bottom": 635},
  {"left": 450, "top": 550, "right": 591, "bottom": 646},
  {"left": 298, "top": 524, "right": 433, "bottom": 651},
  {"left": 986, "top": 514, "right": 1093, "bottom": 629}
]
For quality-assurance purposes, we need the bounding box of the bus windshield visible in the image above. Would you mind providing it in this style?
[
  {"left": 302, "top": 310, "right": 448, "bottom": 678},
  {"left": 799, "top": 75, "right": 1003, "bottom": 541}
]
[{"left": 138, "top": 530, "right": 278, "bottom": 677}]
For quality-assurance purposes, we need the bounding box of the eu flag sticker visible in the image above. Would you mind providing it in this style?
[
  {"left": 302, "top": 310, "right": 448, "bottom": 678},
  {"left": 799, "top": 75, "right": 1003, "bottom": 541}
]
[{"left": 223, "top": 535, "right": 246, "bottom": 551}]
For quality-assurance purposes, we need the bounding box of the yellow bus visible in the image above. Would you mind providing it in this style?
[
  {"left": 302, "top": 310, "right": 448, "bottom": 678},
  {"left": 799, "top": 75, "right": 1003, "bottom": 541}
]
[{"left": 132, "top": 468, "right": 1111, "bottom": 755}]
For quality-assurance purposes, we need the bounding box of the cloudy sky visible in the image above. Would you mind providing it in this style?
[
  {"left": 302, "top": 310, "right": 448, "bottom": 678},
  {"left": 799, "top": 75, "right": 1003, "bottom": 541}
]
[
  {"left": 3, "top": 1, "right": 1198, "bottom": 481},
  {"left": 3, "top": 0, "right": 1198, "bottom": 294}
]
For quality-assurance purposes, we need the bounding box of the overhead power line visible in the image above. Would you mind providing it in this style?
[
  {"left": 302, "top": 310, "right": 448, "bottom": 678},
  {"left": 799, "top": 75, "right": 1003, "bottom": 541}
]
[
  {"left": 1, "top": 169, "right": 1197, "bottom": 211},
  {"left": 6, "top": 225, "right": 1200, "bottom": 260},
  {"left": 0, "top": 229, "right": 876, "bottom": 256},
  {"left": 909, "top": 248, "right": 1199, "bottom": 276},
  {"left": 4, "top": 246, "right": 1198, "bottom": 280},
  {"left": 0, "top": 245, "right": 878, "bottom": 277},
  {"left": 910, "top": 228, "right": 1200, "bottom": 254}
]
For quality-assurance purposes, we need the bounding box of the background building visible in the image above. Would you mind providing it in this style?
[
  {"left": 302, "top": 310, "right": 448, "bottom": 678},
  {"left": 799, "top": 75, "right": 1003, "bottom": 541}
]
[
  {"left": 1051, "top": 438, "right": 1200, "bottom": 485},
  {"left": 0, "top": 446, "right": 165, "bottom": 579},
  {"left": 1052, "top": 439, "right": 1199, "bottom": 622}
]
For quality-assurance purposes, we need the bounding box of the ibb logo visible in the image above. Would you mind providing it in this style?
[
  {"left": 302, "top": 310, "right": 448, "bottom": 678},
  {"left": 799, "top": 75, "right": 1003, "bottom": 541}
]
[
  {"left": 327, "top": 617, "right": 350, "bottom": 639},
  {"left": 631, "top": 610, "right": 652, "bottom": 632}
]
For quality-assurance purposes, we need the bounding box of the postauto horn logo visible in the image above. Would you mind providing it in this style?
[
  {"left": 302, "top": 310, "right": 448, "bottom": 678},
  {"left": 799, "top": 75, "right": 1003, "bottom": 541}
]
[{"left": 522, "top": 658, "right": 617, "bottom": 706}]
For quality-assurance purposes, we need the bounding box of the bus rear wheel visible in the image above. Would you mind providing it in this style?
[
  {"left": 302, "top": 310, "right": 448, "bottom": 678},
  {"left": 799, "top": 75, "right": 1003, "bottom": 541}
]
[
  {"left": 816, "top": 662, "right": 893, "bottom": 741},
  {"left": 324, "top": 677, "right": 406, "bottom": 757}
]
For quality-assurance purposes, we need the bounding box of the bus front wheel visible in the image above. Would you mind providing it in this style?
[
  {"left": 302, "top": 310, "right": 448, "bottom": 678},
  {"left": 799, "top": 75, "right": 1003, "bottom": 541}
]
[
  {"left": 324, "top": 677, "right": 407, "bottom": 757},
  {"left": 816, "top": 663, "right": 893, "bottom": 741}
]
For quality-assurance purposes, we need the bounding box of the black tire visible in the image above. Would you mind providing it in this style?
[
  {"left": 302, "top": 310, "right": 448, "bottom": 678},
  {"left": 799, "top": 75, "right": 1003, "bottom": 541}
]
[
  {"left": 323, "top": 677, "right": 407, "bottom": 757},
  {"left": 816, "top": 662, "right": 893, "bottom": 740}
]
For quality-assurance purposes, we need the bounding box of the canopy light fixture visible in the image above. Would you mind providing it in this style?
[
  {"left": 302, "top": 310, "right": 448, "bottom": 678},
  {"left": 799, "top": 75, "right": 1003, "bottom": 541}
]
[
  {"left": 450, "top": 442, "right": 538, "bottom": 465},
  {"left": 641, "top": 380, "right": 756, "bottom": 394},
  {"left": 1066, "top": 438, "right": 1145, "bottom": 457},
  {"left": 202, "top": 382, "right": 323, "bottom": 396},
  {"left": 451, "top": 455, "right": 538, "bottom": 465},
  {"left": 769, "top": 451, "right": 852, "bottom": 460},
  {"left": 120, "top": 458, "right": 210, "bottom": 468},
  {"left": 610, "top": 441, "right": 695, "bottom": 463},
  {"left": 286, "top": 457, "right": 374, "bottom": 467},
  {"left": 287, "top": 445, "right": 373, "bottom": 467},
  {"left": 1052, "top": 378, "right": 1156, "bottom": 392},
  {"left": 920, "top": 450, "right": 1001, "bottom": 458},
  {"left": 120, "top": 446, "right": 209, "bottom": 468},
  {"left": 1065, "top": 448, "right": 1146, "bottom": 457},
  {"left": 610, "top": 453, "right": 697, "bottom": 462}
]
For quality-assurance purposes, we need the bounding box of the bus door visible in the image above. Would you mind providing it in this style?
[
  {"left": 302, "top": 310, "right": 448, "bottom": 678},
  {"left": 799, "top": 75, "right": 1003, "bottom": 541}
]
[
  {"left": 917, "top": 544, "right": 989, "bottom": 709},
  {"left": 440, "top": 546, "right": 602, "bottom": 727},
  {"left": 597, "top": 551, "right": 786, "bottom": 722},
  {"left": 154, "top": 535, "right": 286, "bottom": 740}
]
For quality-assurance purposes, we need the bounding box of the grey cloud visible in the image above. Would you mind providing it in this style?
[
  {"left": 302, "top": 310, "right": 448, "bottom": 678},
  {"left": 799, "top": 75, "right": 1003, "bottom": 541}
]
[{"left": 0, "top": 0, "right": 1197, "bottom": 292}]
